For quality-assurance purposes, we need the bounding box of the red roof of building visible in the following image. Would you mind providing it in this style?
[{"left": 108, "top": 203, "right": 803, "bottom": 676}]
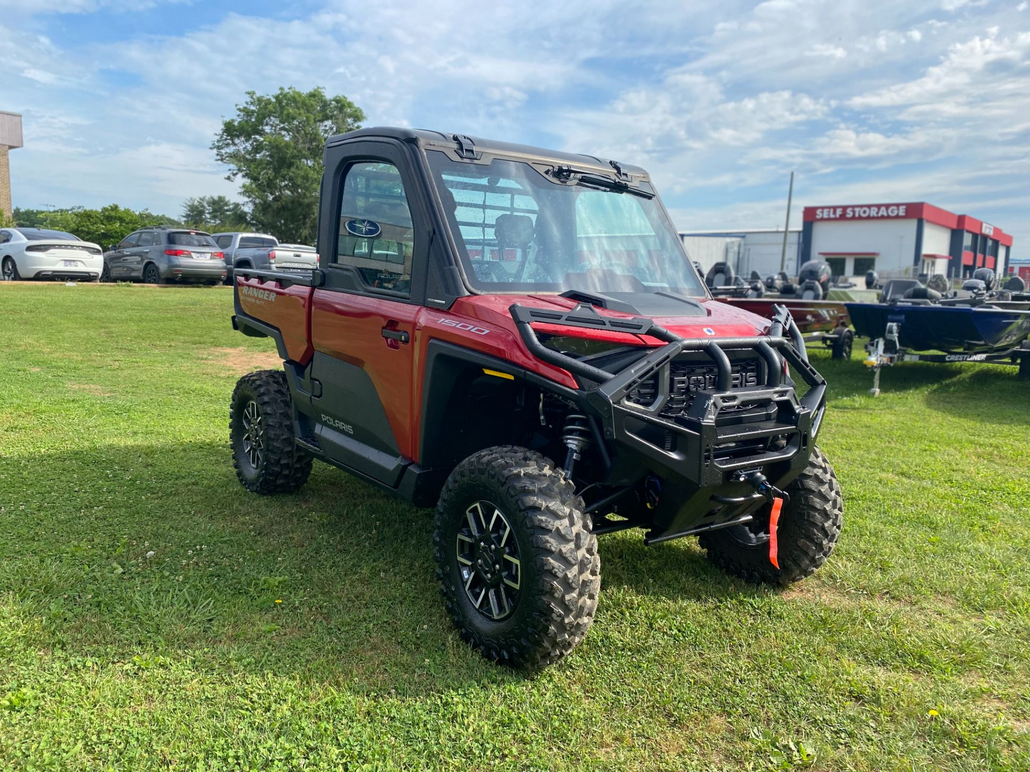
[{"left": 803, "top": 202, "right": 1013, "bottom": 247}]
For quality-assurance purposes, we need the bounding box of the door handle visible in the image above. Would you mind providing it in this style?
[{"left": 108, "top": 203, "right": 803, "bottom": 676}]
[{"left": 381, "top": 327, "right": 410, "bottom": 344}]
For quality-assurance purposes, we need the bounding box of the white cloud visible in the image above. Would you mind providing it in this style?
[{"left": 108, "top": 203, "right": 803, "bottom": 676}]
[
  {"left": 3, "top": 0, "right": 1029, "bottom": 255},
  {"left": 807, "top": 44, "right": 848, "bottom": 59}
]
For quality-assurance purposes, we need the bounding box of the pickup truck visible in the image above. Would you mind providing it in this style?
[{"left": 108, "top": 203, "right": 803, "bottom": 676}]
[
  {"left": 213, "top": 231, "right": 319, "bottom": 282},
  {"left": 228, "top": 127, "right": 842, "bottom": 669}
]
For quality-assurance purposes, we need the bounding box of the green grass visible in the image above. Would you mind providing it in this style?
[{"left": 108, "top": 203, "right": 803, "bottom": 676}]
[{"left": 1, "top": 282, "right": 1028, "bottom": 771}]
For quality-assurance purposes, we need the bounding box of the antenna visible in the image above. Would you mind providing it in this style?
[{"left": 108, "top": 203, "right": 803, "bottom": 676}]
[{"left": 779, "top": 171, "right": 794, "bottom": 273}]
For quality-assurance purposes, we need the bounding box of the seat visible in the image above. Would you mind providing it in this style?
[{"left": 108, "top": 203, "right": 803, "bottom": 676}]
[
  {"left": 1004, "top": 275, "right": 1026, "bottom": 293},
  {"left": 494, "top": 214, "right": 535, "bottom": 252},
  {"left": 798, "top": 280, "right": 824, "bottom": 300},
  {"left": 902, "top": 286, "right": 942, "bottom": 302},
  {"left": 705, "top": 261, "right": 735, "bottom": 289}
]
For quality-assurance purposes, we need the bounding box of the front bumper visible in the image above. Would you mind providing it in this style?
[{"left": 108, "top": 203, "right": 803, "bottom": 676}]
[{"left": 512, "top": 302, "right": 827, "bottom": 542}]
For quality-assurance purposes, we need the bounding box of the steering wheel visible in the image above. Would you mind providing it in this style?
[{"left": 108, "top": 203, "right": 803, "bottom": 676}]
[{"left": 474, "top": 261, "right": 510, "bottom": 284}]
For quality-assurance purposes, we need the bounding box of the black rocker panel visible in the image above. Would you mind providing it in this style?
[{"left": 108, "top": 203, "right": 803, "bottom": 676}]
[{"left": 308, "top": 352, "right": 407, "bottom": 486}]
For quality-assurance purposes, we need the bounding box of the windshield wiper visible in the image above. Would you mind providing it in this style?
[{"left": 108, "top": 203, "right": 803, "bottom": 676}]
[
  {"left": 547, "top": 165, "right": 655, "bottom": 199},
  {"left": 576, "top": 174, "right": 654, "bottom": 199}
]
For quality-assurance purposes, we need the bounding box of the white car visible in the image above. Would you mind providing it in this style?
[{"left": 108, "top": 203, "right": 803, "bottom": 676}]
[{"left": 0, "top": 227, "right": 104, "bottom": 282}]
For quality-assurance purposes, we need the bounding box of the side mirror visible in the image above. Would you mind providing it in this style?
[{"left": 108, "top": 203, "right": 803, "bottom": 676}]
[{"left": 107, "top": 244, "right": 117, "bottom": 252}]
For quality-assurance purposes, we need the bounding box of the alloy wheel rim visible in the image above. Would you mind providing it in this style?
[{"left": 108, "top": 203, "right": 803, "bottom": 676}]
[
  {"left": 456, "top": 501, "right": 521, "bottom": 621},
  {"left": 240, "top": 400, "right": 264, "bottom": 469},
  {"left": 2, "top": 261, "right": 12, "bottom": 280}
]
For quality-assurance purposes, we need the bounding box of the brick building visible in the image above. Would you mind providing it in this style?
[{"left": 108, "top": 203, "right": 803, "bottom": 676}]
[{"left": 0, "top": 111, "right": 24, "bottom": 217}]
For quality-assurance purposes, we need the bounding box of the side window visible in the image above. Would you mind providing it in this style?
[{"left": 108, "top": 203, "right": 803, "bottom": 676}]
[
  {"left": 335, "top": 161, "right": 415, "bottom": 295},
  {"left": 118, "top": 233, "right": 141, "bottom": 249},
  {"left": 239, "top": 236, "right": 276, "bottom": 249},
  {"left": 0, "top": 231, "right": 9, "bottom": 244},
  {"left": 216, "top": 235, "right": 233, "bottom": 249},
  {"left": 137, "top": 231, "right": 156, "bottom": 247}
]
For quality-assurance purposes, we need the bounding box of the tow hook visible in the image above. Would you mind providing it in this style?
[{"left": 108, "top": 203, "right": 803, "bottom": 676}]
[{"left": 740, "top": 471, "right": 789, "bottom": 570}]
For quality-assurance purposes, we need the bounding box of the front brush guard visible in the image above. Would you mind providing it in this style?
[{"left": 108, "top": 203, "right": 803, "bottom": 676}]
[{"left": 511, "top": 303, "right": 828, "bottom": 542}]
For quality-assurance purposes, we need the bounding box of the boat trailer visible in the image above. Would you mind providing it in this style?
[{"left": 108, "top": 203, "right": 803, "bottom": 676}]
[{"left": 863, "top": 323, "right": 1030, "bottom": 396}]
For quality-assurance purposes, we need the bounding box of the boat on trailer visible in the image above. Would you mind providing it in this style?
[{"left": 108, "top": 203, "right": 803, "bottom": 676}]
[
  {"left": 708, "top": 260, "right": 855, "bottom": 358},
  {"left": 845, "top": 271, "right": 1030, "bottom": 394}
]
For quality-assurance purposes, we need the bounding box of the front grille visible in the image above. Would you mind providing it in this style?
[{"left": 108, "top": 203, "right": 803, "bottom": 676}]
[{"left": 626, "top": 356, "right": 763, "bottom": 421}]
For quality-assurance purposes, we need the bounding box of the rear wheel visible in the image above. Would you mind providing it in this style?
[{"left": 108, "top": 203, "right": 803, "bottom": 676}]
[
  {"left": 434, "top": 446, "right": 600, "bottom": 669},
  {"left": 2, "top": 257, "right": 21, "bottom": 281},
  {"left": 699, "top": 447, "right": 842, "bottom": 585},
  {"left": 142, "top": 263, "right": 162, "bottom": 285},
  {"left": 832, "top": 328, "right": 854, "bottom": 360},
  {"left": 230, "top": 370, "right": 312, "bottom": 494}
]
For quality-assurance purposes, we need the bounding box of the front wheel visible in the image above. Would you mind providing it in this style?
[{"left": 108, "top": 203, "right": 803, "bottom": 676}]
[
  {"left": 434, "top": 446, "right": 600, "bottom": 669},
  {"left": 230, "top": 370, "right": 312, "bottom": 494},
  {"left": 100, "top": 262, "right": 111, "bottom": 283},
  {"left": 699, "top": 447, "right": 842, "bottom": 585}
]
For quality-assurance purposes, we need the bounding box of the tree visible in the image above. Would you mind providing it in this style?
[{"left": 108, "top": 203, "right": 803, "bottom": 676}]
[
  {"left": 212, "top": 87, "right": 364, "bottom": 244},
  {"left": 181, "top": 197, "right": 209, "bottom": 227},
  {"left": 181, "top": 195, "right": 250, "bottom": 231},
  {"left": 39, "top": 205, "right": 177, "bottom": 248}
]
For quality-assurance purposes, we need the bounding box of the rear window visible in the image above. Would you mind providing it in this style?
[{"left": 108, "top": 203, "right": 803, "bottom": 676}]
[
  {"left": 20, "top": 229, "right": 79, "bottom": 241},
  {"left": 169, "top": 231, "right": 218, "bottom": 247},
  {"left": 239, "top": 236, "right": 277, "bottom": 249}
]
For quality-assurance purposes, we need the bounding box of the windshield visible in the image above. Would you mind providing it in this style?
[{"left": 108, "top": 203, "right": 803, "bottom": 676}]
[
  {"left": 169, "top": 231, "right": 218, "bottom": 247},
  {"left": 20, "top": 229, "right": 79, "bottom": 241},
  {"left": 427, "top": 151, "right": 705, "bottom": 297}
]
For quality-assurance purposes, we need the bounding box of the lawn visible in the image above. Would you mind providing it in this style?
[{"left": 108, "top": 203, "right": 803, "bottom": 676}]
[{"left": 1, "top": 282, "right": 1028, "bottom": 771}]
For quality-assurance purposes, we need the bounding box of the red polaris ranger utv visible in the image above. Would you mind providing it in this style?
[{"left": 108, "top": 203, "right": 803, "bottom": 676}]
[{"left": 230, "top": 128, "right": 843, "bottom": 669}]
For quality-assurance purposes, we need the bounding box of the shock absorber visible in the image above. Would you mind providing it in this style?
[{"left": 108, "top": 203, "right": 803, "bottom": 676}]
[{"left": 561, "top": 413, "right": 591, "bottom": 479}]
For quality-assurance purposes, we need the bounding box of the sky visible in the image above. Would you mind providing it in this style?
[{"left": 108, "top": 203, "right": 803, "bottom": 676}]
[{"left": 2, "top": 0, "right": 1028, "bottom": 257}]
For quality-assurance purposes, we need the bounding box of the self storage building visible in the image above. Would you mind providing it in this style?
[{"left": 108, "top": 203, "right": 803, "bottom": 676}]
[{"left": 801, "top": 202, "right": 1014, "bottom": 282}]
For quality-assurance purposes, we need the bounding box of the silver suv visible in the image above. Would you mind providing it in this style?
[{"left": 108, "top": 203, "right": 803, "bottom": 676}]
[{"left": 103, "top": 227, "right": 227, "bottom": 285}]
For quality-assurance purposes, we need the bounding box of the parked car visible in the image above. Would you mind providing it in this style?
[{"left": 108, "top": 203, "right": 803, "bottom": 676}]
[
  {"left": 211, "top": 232, "right": 278, "bottom": 283},
  {"left": 0, "top": 227, "right": 103, "bottom": 282},
  {"left": 103, "top": 227, "right": 226, "bottom": 285}
]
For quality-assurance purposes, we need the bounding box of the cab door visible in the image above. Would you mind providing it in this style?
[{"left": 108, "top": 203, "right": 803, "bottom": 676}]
[{"left": 308, "top": 140, "right": 429, "bottom": 487}]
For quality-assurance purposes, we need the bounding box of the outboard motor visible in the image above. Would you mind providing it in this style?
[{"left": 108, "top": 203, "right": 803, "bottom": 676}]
[
  {"left": 864, "top": 270, "right": 879, "bottom": 290},
  {"left": 926, "top": 274, "right": 950, "bottom": 295},
  {"left": 797, "top": 260, "right": 832, "bottom": 296},
  {"left": 972, "top": 267, "right": 997, "bottom": 291},
  {"left": 704, "top": 261, "right": 735, "bottom": 289}
]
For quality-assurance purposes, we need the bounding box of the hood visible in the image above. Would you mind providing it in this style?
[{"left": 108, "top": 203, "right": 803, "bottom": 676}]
[{"left": 455, "top": 292, "right": 772, "bottom": 345}]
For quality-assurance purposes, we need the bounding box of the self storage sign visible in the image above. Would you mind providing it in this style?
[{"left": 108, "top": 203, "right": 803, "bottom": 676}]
[{"left": 813, "top": 204, "right": 909, "bottom": 220}]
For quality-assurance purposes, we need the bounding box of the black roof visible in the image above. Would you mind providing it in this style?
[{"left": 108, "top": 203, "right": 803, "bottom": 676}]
[{"left": 325, "top": 126, "right": 649, "bottom": 178}]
